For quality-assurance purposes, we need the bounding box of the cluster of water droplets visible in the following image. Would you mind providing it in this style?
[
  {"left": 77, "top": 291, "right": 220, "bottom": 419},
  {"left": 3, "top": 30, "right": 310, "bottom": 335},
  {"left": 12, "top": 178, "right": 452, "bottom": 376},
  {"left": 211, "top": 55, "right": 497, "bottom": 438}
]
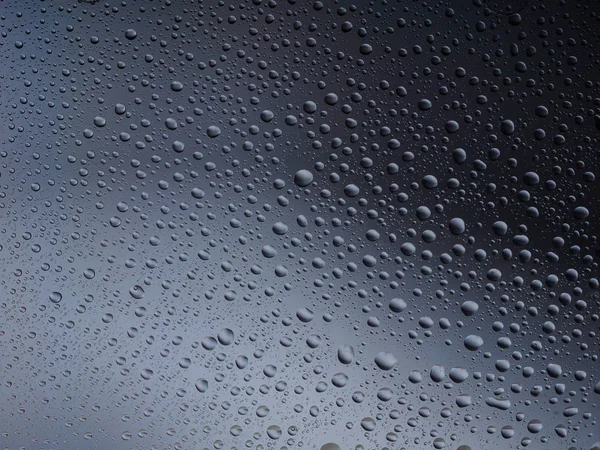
[{"left": 0, "top": 0, "right": 599, "bottom": 449}]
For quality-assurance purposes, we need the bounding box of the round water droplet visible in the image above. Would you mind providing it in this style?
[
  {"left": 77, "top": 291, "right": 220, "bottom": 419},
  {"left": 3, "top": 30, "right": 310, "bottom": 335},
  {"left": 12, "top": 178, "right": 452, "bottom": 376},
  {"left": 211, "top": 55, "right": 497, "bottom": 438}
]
[
  {"left": 195, "top": 378, "right": 208, "bottom": 393},
  {"left": 374, "top": 351, "right": 397, "bottom": 370},
  {"left": 294, "top": 169, "right": 314, "bottom": 187}
]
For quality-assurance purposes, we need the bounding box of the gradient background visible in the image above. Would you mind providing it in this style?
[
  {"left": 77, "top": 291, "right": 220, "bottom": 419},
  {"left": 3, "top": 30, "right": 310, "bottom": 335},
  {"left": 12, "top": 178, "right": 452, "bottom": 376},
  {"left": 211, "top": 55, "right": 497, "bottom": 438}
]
[{"left": 0, "top": 0, "right": 599, "bottom": 449}]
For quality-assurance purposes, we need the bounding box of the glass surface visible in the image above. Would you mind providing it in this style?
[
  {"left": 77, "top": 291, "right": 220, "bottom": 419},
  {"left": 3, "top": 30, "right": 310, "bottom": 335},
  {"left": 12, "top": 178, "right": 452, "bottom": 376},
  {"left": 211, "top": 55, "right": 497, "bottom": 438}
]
[{"left": 0, "top": 1, "right": 599, "bottom": 449}]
